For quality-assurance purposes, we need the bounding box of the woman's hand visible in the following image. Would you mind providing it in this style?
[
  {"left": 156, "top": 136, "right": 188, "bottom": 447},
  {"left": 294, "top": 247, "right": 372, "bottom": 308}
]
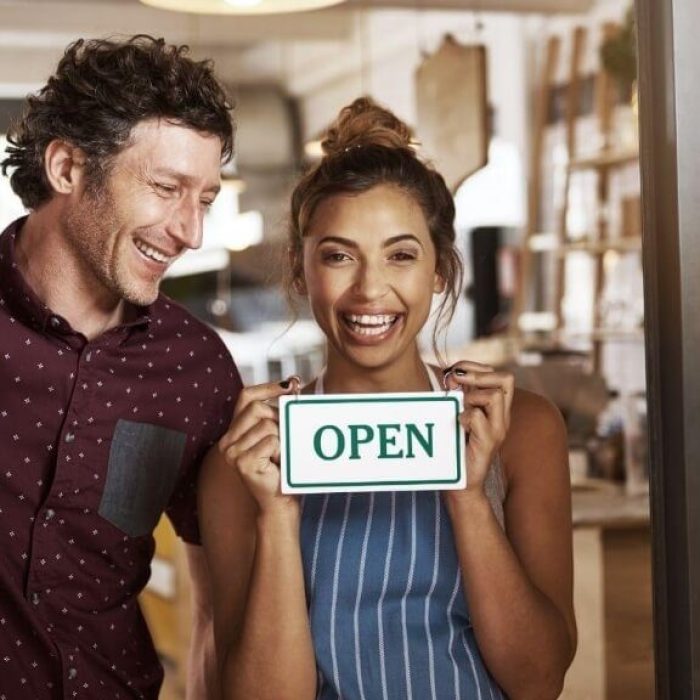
[
  {"left": 442, "top": 360, "right": 515, "bottom": 502},
  {"left": 217, "top": 377, "right": 300, "bottom": 516}
]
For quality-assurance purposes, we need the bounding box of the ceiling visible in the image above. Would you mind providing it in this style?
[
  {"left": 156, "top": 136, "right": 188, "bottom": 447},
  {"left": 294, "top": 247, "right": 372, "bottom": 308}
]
[
  {"left": 1, "top": 0, "right": 594, "bottom": 50},
  {"left": 0, "top": 0, "right": 594, "bottom": 96}
]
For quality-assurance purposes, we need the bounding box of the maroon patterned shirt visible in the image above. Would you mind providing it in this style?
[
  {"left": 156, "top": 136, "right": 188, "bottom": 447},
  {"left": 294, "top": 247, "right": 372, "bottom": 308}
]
[{"left": 0, "top": 218, "right": 241, "bottom": 698}]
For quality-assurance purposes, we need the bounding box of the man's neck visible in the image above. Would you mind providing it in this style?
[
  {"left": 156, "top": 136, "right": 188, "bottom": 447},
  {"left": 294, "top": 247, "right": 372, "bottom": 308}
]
[{"left": 16, "top": 211, "right": 126, "bottom": 341}]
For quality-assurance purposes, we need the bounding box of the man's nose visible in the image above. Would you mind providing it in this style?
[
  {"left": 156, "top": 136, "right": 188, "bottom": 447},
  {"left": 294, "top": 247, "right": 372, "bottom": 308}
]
[{"left": 169, "top": 197, "right": 204, "bottom": 250}]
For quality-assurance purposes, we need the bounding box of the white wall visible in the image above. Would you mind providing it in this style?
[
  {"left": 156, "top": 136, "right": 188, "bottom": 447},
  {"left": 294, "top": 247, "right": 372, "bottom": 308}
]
[{"left": 283, "top": 9, "right": 531, "bottom": 160}]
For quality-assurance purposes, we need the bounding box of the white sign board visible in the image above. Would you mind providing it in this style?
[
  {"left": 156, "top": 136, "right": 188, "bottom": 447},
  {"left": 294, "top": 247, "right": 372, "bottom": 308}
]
[{"left": 279, "top": 392, "right": 466, "bottom": 494}]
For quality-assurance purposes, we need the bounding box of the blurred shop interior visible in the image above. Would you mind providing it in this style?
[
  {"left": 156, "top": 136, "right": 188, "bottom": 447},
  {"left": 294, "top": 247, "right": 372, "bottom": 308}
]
[{"left": 0, "top": 0, "right": 651, "bottom": 697}]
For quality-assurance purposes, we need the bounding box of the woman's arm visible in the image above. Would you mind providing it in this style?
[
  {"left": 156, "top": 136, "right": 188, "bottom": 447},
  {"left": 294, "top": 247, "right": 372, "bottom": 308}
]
[
  {"left": 443, "top": 365, "right": 576, "bottom": 700},
  {"left": 198, "top": 382, "right": 317, "bottom": 700}
]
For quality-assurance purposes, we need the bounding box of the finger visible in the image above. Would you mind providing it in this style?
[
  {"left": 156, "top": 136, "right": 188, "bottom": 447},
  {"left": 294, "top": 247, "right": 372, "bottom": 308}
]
[
  {"left": 232, "top": 379, "right": 299, "bottom": 417},
  {"left": 236, "top": 434, "right": 280, "bottom": 476},
  {"left": 463, "top": 388, "right": 504, "bottom": 405},
  {"left": 443, "top": 360, "right": 495, "bottom": 377},
  {"left": 219, "top": 401, "right": 279, "bottom": 452},
  {"left": 442, "top": 362, "right": 495, "bottom": 391},
  {"left": 459, "top": 405, "right": 474, "bottom": 434},
  {"left": 444, "top": 369, "right": 513, "bottom": 400},
  {"left": 447, "top": 360, "right": 495, "bottom": 371},
  {"left": 233, "top": 417, "right": 279, "bottom": 455},
  {"left": 465, "top": 389, "right": 506, "bottom": 439},
  {"left": 462, "top": 406, "right": 495, "bottom": 445}
]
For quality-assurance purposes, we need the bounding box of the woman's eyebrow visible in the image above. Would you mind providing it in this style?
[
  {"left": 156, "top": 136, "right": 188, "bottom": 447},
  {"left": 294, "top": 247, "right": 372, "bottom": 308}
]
[
  {"left": 383, "top": 234, "right": 424, "bottom": 249},
  {"left": 316, "top": 235, "right": 358, "bottom": 248},
  {"left": 315, "top": 233, "right": 424, "bottom": 249}
]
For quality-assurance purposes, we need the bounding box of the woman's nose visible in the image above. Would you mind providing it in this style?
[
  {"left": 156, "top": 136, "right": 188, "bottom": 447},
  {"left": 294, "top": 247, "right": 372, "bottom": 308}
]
[{"left": 353, "top": 261, "right": 388, "bottom": 299}]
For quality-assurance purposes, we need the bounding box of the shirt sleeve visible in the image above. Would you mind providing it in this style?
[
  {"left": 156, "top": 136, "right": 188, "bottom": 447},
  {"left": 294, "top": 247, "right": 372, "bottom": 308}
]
[{"left": 165, "top": 347, "right": 241, "bottom": 545}]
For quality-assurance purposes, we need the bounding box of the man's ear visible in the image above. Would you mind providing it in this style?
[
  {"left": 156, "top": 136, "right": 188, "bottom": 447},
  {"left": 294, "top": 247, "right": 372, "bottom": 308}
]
[{"left": 44, "top": 140, "right": 87, "bottom": 195}]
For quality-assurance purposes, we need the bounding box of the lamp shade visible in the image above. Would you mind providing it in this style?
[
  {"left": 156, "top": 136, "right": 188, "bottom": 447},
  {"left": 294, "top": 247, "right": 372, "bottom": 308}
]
[{"left": 140, "top": 0, "right": 346, "bottom": 14}]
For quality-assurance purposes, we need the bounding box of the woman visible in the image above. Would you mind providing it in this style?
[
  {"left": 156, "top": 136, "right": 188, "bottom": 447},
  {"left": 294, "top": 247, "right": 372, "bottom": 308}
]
[{"left": 199, "top": 98, "right": 576, "bottom": 700}]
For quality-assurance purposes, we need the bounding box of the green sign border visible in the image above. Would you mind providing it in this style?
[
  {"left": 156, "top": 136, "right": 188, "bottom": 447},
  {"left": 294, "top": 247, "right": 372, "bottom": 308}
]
[{"left": 283, "top": 395, "right": 463, "bottom": 488}]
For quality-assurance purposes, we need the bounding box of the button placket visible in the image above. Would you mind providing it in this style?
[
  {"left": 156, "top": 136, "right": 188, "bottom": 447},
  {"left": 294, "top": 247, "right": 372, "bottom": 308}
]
[{"left": 52, "top": 342, "right": 94, "bottom": 487}]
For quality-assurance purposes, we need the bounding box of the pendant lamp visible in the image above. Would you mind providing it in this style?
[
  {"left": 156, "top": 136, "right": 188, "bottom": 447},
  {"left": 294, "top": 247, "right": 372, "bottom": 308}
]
[{"left": 140, "top": 0, "right": 346, "bottom": 14}]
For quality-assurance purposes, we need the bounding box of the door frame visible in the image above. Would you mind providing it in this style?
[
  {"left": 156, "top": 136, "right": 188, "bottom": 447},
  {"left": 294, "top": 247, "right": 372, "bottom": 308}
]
[{"left": 636, "top": 0, "right": 700, "bottom": 696}]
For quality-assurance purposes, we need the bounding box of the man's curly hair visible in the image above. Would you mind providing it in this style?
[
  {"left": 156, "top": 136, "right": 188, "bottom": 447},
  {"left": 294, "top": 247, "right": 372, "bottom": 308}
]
[{"left": 1, "top": 35, "right": 234, "bottom": 210}]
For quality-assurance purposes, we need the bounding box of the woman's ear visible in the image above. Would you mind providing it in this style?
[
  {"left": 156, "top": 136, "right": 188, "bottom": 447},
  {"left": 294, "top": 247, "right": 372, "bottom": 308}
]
[
  {"left": 44, "top": 140, "right": 87, "bottom": 195},
  {"left": 288, "top": 246, "right": 307, "bottom": 295},
  {"left": 292, "top": 275, "right": 307, "bottom": 296},
  {"left": 433, "top": 271, "right": 446, "bottom": 294}
]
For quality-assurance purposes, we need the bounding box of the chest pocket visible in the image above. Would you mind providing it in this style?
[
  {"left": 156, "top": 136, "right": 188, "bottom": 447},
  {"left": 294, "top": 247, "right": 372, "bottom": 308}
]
[{"left": 99, "top": 419, "right": 187, "bottom": 538}]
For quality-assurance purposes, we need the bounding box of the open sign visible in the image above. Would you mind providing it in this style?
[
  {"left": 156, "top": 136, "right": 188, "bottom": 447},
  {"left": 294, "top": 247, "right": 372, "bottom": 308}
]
[{"left": 279, "top": 392, "right": 466, "bottom": 494}]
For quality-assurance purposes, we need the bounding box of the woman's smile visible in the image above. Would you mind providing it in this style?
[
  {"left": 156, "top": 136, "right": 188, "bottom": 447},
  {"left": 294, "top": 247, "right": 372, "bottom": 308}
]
[{"left": 339, "top": 310, "right": 403, "bottom": 342}]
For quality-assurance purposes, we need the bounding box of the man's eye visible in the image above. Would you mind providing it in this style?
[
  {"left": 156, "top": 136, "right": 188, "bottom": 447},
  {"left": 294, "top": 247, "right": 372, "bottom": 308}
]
[{"left": 156, "top": 183, "right": 178, "bottom": 195}]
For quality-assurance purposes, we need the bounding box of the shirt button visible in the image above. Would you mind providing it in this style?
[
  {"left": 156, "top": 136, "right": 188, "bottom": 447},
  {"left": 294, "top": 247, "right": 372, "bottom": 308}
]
[
  {"left": 49, "top": 316, "right": 61, "bottom": 329},
  {"left": 67, "top": 667, "right": 78, "bottom": 680},
  {"left": 31, "top": 592, "right": 40, "bottom": 605},
  {"left": 85, "top": 351, "right": 92, "bottom": 362},
  {"left": 64, "top": 432, "right": 75, "bottom": 443},
  {"left": 44, "top": 508, "right": 56, "bottom": 522}
]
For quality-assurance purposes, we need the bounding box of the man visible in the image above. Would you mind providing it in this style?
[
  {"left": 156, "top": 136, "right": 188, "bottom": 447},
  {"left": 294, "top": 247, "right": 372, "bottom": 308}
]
[{"left": 0, "top": 36, "right": 241, "bottom": 698}]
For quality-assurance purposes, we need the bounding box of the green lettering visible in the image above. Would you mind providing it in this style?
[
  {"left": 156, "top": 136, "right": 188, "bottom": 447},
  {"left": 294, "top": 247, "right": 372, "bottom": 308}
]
[
  {"left": 406, "top": 423, "right": 434, "bottom": 458},
  {"left": 349, "top": 424, "right": 375, "bottom": 459},
  {"left": 313, "top": 425, "right": 345, "bottom": 460},
  {"left": 378, "top": 424, "right": 404, "bottom": 458}
]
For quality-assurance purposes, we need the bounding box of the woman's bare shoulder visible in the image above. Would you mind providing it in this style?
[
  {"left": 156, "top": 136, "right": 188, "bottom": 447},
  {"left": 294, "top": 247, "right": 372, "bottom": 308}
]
[
  {"left": 502, "top": 388, "right": 568, "bottom": 480},
  {"left": 510, "top": 387, "right": 565, "bottom": 431}
]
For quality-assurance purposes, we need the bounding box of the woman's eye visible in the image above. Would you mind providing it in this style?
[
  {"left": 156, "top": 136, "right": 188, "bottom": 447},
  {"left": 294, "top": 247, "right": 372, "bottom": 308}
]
[
  {"left": 322, "top": 251, "right": 352, "bottom": 263},
  {"left": 390, "top": 250, "right": 418, "bottom": 262}
]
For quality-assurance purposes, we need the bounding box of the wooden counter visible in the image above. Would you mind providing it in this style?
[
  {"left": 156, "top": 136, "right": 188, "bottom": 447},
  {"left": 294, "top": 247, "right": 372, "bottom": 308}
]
[
  {"left": 563, "top": 484, "right": 654, "bottom": 700},
  {"left": 572, "top": 483, "right": 650, "bottom": 529}
]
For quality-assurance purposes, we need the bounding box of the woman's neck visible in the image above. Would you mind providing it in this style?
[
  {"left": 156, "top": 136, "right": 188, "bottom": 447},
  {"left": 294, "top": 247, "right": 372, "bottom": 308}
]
[{"left": 322, "top": 348, "right": 433, "bottom": 394}]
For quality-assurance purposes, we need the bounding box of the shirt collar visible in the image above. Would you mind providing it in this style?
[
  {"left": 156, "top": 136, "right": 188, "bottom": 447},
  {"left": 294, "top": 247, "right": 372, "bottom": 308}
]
[{"left": 0, "top": 216, "right": 152, "bottom": 339}]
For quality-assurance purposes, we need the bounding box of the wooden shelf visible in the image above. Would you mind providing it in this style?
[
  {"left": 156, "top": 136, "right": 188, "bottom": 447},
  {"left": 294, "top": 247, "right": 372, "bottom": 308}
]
[
  {"left": 519, "top": 27, "right": 644, "bottom": 374},
  {"left": 528, "top": 235, "right": 642, "bottom": 255},
  {"left": 568, "top": 148, "right": 639, "bottom": 172},
  {"left": 559, "top": 328, "right": 645, "bottom": 343},
  {"left": 560, "top": 238, "right": 642, "bottom": 254}
]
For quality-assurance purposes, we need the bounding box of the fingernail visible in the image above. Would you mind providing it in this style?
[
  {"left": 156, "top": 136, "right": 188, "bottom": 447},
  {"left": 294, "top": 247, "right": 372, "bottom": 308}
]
[
  {"left": 453, "top": 368, "right": 467, "bottom": 377},
  {"left": 279, "top": 380, "right": 290, "bottom": 389}
]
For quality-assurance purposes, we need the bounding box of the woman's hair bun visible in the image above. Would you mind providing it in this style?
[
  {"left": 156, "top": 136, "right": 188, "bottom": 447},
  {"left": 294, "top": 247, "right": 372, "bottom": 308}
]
[{"left": 321, "top": 96, "right": 413, "bottom": 156}]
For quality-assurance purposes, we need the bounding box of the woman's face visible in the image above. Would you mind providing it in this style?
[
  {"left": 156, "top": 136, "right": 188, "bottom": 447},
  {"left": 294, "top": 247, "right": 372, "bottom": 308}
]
[{"left": 301, "top": 184, "right": 443, "bottom": 373}]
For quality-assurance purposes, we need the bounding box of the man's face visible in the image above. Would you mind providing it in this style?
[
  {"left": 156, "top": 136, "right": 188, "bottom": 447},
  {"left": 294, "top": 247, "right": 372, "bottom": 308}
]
[{"left": 62, "top": 119, "right": 222, "bottom": 306}]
